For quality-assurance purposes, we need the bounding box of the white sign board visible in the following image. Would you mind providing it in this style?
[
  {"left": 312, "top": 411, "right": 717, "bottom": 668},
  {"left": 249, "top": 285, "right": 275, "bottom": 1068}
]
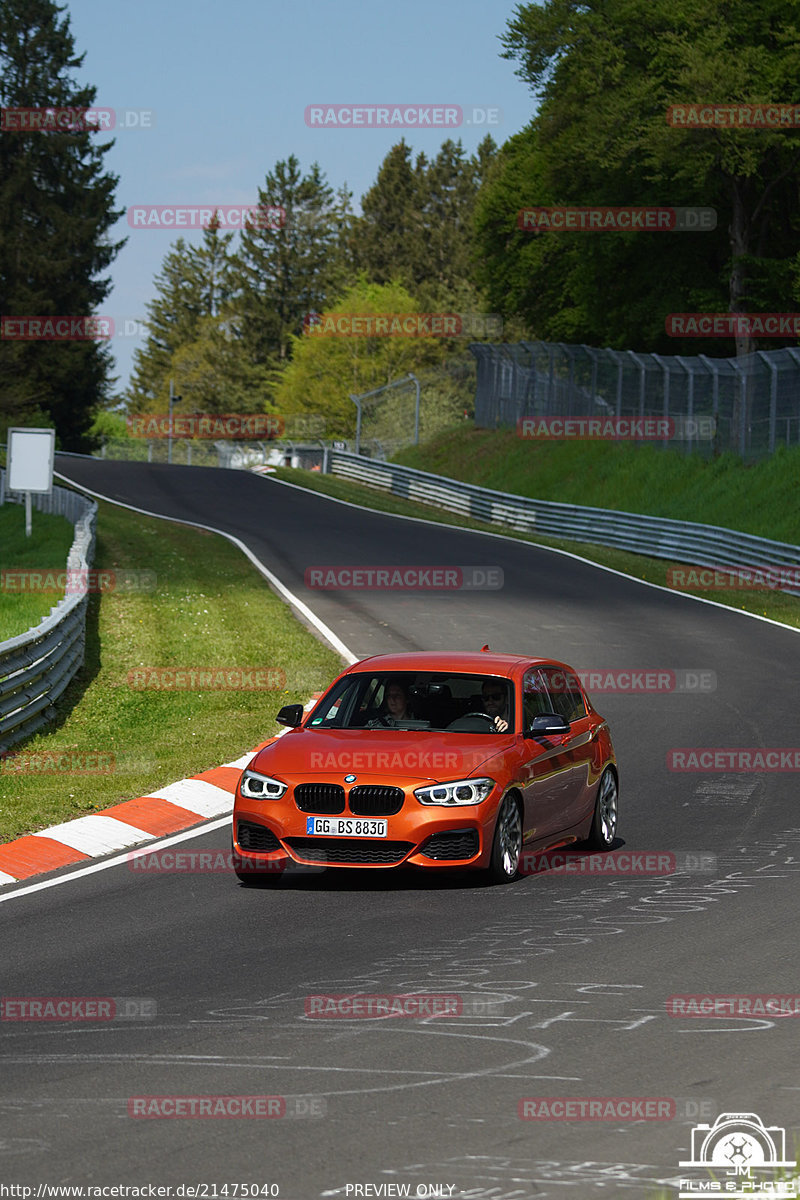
[{"left": 7, "top": 427, "right": 55, "bottom": 494}]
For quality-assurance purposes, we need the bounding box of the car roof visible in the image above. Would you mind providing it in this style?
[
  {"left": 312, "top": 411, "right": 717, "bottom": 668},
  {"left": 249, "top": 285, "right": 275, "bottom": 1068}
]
[{"left": 343, "top": 651, "right": 559, "bottom": 677}]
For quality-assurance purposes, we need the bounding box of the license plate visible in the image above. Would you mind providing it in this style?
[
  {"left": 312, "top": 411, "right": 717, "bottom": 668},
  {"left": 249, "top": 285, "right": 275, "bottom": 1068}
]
[{"left": 305, "top": 817, "right": 388, "bottom": 837}]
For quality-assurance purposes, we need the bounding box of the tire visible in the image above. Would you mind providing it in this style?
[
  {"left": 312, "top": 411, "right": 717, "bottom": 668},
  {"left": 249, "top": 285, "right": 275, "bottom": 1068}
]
[
  {"left": 232, "top": 839, "right": 283, "bottom": 886},
  {"left": 486, "top": 794, "right": 523, "bottom": 884},
  {"left": 585, "top": 768, "right": 618, "bottom": 850}
]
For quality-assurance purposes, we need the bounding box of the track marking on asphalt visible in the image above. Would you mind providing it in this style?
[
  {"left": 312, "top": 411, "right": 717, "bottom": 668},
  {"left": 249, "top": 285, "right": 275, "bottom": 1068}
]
[
  {"left": 691, "top": 779, "right": 758, "bottom": 805},
  {"left": 0, "top": 816, "right": 230, "bottom": 905},
  {"left": 320, "top": 1154, "right": 686, "bottom": 1198},
  {"left": 266, "top": 472, "right": 800, "bottom": 636}
]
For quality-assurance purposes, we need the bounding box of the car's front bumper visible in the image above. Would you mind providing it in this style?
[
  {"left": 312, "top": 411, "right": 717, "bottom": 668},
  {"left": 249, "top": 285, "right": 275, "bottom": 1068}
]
[{"left": 232, "top": 786, "right": 500, "bottom": 870}]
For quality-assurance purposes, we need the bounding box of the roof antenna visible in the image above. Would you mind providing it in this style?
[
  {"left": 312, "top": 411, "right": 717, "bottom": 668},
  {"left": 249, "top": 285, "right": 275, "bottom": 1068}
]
[{"left": 480, "top": 644, "right": 490, "bottom": 652}]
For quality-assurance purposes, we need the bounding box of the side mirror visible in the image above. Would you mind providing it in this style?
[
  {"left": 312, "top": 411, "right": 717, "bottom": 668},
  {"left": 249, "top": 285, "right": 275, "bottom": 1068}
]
[
  {"left": 276, "top": 704, "right": 304, "bottom": 728},
  {"left": 527, "top": 712, "right": 570, "bottom": 737}
]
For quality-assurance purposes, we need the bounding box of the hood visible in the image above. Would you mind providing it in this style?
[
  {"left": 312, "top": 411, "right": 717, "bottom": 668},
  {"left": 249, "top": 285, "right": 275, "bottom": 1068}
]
[{"left": 248, "top": 726, "right": 516, "bottom": 783}]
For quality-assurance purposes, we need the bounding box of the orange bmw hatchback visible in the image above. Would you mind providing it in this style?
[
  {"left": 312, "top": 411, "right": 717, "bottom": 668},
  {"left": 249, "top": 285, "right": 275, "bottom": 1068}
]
[{"left": 232, "top": 650, "right": 618, "bottom": 885}]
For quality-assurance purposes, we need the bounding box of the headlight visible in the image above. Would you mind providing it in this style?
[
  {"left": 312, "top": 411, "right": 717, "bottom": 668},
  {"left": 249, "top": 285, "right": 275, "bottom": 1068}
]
[
  {"left": 414, "top": 777, "right": 496, "bottom": 806},
  {"left": 240, "top": 769, "right": 288, "bottom": 800}
]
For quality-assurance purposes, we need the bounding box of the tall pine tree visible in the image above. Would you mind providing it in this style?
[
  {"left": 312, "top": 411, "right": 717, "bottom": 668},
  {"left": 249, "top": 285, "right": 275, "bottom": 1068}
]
[
  {"left": 0, "top": 0, "right": 124, "bottom": 448},
  {"left": 127, "top": 218, "right": 235, "bottom": 412},
  {"left": 231, "top": 156, "right": 352, "bottom": 365}
]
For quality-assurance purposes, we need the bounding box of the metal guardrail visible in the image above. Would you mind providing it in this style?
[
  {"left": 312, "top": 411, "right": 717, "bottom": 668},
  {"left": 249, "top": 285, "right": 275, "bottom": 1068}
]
[
  {"left": 325, "top": 451, "right": 800, "bottom": 597},
  {"left": 0, "top": 470, "right": 97, "bottom": 755}
]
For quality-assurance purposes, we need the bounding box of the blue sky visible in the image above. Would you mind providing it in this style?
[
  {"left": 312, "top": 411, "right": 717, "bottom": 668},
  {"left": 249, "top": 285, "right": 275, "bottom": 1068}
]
[{"left": 66, "top": 0, "right": 536, "bottom": 394}]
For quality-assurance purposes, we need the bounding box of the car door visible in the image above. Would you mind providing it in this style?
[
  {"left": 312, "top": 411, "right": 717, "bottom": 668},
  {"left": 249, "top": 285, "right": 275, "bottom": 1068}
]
[
  {"left": 540, "top": 665, "right": 594, "bottom": 831},
  {"left": 516, "top": 665, "right": 577, "bottom": 842}
]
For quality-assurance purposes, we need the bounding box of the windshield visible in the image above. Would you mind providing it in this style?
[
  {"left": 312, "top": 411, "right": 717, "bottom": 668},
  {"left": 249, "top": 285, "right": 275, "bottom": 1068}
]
[{"left": 307, "top": 672, "right": 514, "bottom": 733}]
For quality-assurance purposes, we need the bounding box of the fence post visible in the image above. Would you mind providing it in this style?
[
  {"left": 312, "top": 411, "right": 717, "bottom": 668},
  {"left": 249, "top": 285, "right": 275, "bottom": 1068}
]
[
  {"left": 651, "top": 354, "right": 670, "bottom": 450},
  {"left": 676, "top": 357, "right": 693, "bottom": 453},
  {"left": 785, "top": 349, "right": 800, "bottom": 446},
  {"left": 755, "top": 351, "right": 778, "bottom": 455}
]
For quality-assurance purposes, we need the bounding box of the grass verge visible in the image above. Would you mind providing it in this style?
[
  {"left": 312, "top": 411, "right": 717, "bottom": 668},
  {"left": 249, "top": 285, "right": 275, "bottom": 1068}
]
[
  {"left": 393, "top": 427, "right": 800, "bottom": 545},
  {"left": 0, "top": 504, "right": 76, "bottom": 641},
  {"left": 267, "top": 466, "right": 800, "bottom": 630},
  {"left": 0, "top": 496, "right": 343, "bottom": 844}
]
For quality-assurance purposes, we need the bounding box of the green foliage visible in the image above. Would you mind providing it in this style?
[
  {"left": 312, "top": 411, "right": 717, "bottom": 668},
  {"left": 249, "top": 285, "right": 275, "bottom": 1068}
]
[
  {"left": 395, "top": 425, "right": 800, "bottom": 544},
  {"left": 0, "top": 504, "right": 75, "bottom": 640},
  {"left": 231, "top": 156, "right": 354, "bottom": 367},
  {"left": 88, "top": 410, "right": 129, "bottom": 440},
  {"left": 478, "top": 0, "right": 800, "bottom": 353},
  {"left": 356, "top": 137, "right": 498, "bottom": 303},
  {"left": 0, "top": 0, "right": 124, "bottom": 449},
  {"left": 0, "top": 499, "right": 343, "bottom": 842},
  {"left": 127, "top": 221, "right": 238, "bottom": 412},
  {"left": 273, "top": 277, "right": 467, "bottom": 437}
]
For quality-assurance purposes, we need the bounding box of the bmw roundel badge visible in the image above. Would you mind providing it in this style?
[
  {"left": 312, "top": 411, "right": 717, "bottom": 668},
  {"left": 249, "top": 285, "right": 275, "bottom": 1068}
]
[{"left": 344, "top": 774, "right": 357, "bottom": 783}]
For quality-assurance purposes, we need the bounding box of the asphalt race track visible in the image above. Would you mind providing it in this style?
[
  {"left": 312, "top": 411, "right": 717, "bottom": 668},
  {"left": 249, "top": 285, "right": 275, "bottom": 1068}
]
[{"left": 2, "top": 456, "right": 799, "bottom": 1197}]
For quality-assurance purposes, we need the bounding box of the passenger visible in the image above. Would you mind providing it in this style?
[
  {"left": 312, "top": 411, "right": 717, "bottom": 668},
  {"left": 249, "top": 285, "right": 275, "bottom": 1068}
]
[{"left": 481, "top": 680, "right": 510, "bottom": 732}]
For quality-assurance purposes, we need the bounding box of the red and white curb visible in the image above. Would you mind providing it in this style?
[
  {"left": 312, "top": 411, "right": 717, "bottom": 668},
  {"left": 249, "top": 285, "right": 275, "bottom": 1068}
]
[
  {"left": 0, "top": 470, "right": 356, "bottom": 893},
  {"left": 0, "top": 752, "right": 252, "bottom": 886},
  {"left": 0, "top": 696, "right": 322, "bottom": 888}
]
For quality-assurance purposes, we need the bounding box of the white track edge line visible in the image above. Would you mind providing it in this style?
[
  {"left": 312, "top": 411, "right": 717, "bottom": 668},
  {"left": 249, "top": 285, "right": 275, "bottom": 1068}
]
[
  {"left": 53, "top": 470, "right": 358, "bottom": 663},
  {"left": 264, "top": 472, "right": 800, "bottom": 636},
  {"left": 0, "top": 816, "right": 231, "bottom": 904}
]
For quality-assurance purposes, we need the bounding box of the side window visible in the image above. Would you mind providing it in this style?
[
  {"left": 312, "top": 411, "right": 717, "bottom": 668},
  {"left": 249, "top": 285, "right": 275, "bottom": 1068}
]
[
  {"left": 541, "top": 668, "right": 587, "bottom": 724},
  {"left": 522, "top": 667, "right": 552, "bottom": 727}
]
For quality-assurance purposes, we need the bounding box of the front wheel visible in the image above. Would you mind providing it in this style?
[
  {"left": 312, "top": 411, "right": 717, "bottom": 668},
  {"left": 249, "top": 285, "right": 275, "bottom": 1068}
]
[
  {"left": 585, "top": 769, "right": 618, "bottom": 850},
  {"left": 232, "top": 839, "right": 283, "bottom": 886},
  {"left": 486, "top": 794, "right": 522, "bottom": 884}
]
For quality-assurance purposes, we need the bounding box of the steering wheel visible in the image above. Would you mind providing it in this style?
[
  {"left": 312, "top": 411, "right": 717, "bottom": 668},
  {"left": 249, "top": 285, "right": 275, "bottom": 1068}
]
[
  {"left": 447, "top": 712, "right": 499, "bottom": 731},
  {"left": 367, "top": 714, "right": 393, "bottom": 728}
]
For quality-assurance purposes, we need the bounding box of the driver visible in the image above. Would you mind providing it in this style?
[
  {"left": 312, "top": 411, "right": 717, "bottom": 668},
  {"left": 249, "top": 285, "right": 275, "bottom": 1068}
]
[
  {"left": 383, "top": 678, "right": 412, "bottom": 724},
  {"left": 481, "top": 680, "right": 510, "bottom": 732}
]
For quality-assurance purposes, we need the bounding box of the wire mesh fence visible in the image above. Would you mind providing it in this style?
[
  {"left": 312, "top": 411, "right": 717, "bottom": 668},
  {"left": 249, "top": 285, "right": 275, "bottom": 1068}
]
[
  {"left": 469, "top": 341, "right": 800, "bottom": 460},
  {"left": 354, "top": 360, "right": 476, "bottom": 459}
]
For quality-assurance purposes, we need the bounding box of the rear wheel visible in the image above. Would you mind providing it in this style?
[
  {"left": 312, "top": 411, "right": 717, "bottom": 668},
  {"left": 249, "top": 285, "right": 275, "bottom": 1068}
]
[
  {"left": 486, "top": 794, "right": 522, "bottom": 884},
  {"left": 585, "top": 769, "right": 618, "bottom": 849}
]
